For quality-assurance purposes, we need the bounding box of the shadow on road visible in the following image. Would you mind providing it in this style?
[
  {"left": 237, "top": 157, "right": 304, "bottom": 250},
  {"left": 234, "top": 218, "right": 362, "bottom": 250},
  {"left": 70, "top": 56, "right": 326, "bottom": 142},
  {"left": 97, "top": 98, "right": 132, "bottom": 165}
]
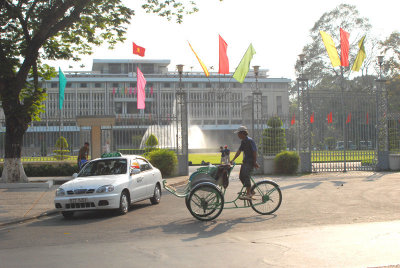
[
  {"left": 130, "top": 214, "right": 276, "bottom": 241},
  {"left": 25, "top": 202, "right": 153, "bottom": 227}
]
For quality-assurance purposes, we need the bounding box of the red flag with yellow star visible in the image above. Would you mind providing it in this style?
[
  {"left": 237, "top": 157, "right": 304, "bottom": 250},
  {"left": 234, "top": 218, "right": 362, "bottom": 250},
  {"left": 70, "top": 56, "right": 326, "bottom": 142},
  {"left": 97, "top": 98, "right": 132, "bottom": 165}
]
[{"left": 133, "top": 42, "right": 145, "bottom": 57}]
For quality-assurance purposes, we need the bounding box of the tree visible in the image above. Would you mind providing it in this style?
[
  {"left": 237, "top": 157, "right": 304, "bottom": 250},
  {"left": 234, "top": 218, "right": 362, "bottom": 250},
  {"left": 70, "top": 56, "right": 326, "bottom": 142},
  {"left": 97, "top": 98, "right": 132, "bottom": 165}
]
[
  {"left": 53, "top": 136, "right": 69, "bottom": 160},
  {"left": 295, "top": 4, "right": 374, "bottom": 87},
  {"left": 262, "top": 116, "right": 287, "bottom": 156},
  {"left": 0, "top": 0, "right": 198, "bottom": 182}
]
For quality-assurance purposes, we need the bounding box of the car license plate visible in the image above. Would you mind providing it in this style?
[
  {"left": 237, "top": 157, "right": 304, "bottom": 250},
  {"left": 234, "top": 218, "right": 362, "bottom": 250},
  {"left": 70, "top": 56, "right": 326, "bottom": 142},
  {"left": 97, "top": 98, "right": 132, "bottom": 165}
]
[{"left": 70, "top": 198, "right": 87, "bottom": 203}]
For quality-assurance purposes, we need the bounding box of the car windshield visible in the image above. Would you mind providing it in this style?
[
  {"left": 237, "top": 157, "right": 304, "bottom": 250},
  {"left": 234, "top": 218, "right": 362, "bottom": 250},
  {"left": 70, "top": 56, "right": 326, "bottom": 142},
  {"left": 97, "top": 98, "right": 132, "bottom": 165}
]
[{"left": 78, "top": 159, "right": 127, "bottom": 177}]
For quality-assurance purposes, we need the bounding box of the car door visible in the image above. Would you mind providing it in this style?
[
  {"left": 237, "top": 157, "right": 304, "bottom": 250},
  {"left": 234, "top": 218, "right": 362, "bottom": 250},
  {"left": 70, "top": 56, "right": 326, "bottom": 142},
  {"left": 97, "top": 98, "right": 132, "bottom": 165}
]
[
  {"left": 137, "top": 158, "right": 156, "bottom": 197},
  {"left": 128, "top": 159, "right": 147, "bottom": 201}
]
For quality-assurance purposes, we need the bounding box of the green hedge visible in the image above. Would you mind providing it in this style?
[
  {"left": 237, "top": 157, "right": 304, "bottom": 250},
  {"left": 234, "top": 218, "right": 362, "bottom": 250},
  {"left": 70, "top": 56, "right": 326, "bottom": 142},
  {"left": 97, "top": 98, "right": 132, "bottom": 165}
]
[
  {"left": 147, "top": 149, "right": 177, "bottom": 177},
  {"left": 0, "top": 164, "right": 79, "bottom": 177},
  {"left": 274, "top": 151, "right": 299, "bottom": 174}
]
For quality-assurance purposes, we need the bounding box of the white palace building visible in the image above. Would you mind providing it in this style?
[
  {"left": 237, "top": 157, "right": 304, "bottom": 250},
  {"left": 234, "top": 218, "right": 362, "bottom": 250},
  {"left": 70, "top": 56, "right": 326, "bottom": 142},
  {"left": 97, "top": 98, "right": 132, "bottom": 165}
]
[{"left": 1, "top": 59, "right": 291, "bottom": 156}]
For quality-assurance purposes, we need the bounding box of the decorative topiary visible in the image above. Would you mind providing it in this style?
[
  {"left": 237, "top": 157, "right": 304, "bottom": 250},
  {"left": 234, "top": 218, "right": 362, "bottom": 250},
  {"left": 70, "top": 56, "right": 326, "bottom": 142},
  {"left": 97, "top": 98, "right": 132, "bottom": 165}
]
[
  {"left": 147, "top": 149, "right": 177, "bottom": 177},
  {"left": 144, "top": 134, "right": 159, "bottom": 154},
  {"left": 262, "top": 116, "right": 287, "bottom": 156},
  {"left": 274, "top": 151, "right": 299, "bottom": 174},
  {"left": 53, "top": 136, "right": 70, "bottom": 160}
]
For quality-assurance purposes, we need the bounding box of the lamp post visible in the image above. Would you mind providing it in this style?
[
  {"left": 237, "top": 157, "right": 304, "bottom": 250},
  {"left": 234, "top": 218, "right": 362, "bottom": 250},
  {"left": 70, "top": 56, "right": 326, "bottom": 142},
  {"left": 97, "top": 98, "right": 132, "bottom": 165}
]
[
  {"left": 175, "top": 64, "right": 188, "bottom": 175},
  {"left": 252, "top": 65, "right": 261, "bottom": 138},
  {"left": 297, "top": 54, "right": 311, "bottom": 173},
  {"left": 375, "top": 56, "right": 389, "bottom": 170}
]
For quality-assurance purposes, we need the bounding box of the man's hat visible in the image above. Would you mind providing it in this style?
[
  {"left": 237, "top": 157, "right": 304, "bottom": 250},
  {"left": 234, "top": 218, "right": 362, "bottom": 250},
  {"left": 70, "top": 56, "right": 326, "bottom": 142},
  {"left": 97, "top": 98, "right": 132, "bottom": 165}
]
[
  {"left": 234, "top": 126, "right": 248, "bottom": 134},
  {"left": 224, "top": 145, "right": 228, "bottom": 148}
]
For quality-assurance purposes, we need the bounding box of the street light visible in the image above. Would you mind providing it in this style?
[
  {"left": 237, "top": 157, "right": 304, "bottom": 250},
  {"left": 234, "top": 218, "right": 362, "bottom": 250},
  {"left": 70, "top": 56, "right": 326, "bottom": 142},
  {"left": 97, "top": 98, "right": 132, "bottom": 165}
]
[
  {"left": 175, "top": 64, "right": 188, "bottom": 175},
  {"left": 297, "top": 53, "right": 311, "bottom": 173},
  {"left": 251, "top": 66, "right": 261, "bottom": 138},
  {"left": 375, "top": 56, "right": 388, "bottom": 170},
  {"left": 377, "top": 55, "right": 384, "bottom": 79}
]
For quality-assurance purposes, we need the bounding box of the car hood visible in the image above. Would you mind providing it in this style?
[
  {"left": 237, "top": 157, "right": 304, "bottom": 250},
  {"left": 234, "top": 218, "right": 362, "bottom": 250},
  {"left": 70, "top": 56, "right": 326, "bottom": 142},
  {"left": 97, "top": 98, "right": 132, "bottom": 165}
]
[{"left": 61, "top": 175, "right": 125, "bottom": 190}]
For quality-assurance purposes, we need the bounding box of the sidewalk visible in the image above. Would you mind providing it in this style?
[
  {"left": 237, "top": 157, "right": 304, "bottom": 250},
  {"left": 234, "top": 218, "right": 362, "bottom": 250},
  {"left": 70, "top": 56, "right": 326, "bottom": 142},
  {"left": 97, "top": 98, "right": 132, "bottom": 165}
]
[{"left": 0, "top": 175, "right": 189, "bottom": 227}]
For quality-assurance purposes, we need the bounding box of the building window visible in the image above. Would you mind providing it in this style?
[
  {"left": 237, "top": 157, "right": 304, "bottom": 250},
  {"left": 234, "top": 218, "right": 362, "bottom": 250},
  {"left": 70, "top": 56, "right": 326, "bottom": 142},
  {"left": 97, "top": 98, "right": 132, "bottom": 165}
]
[
  {"left": 206, "top": 82, "right": 211, "bottom": 88},
  {"left": 112, "top": 82, "right": 119, "bottom": 88},
  {"left": 192, "top": 83, "right": 198, "bottom": 88},
  {"left": 115, "top": 102, "right": 123, "bottom": 114},
  {"left": 262, "top": 96, "right": 268, "bottom": 114},
  {"left": 66, "top": 82, "right": 72, "bottom": 88},
  {"left": 164, "top": 83, "right": 170, "bottom": 88},
  {"left": 51, "top": 82, "right": 57, "bottom": 88},
  {"left": 109, "top": 63, "right": 121, "bottom": 74},
  {"left": 80, "top": 83, "right": 87, "bottom": 88},
  {"left": 276, "top": 96, "right": 282, "bottom": 115},
  {"left": 126, "top": 102, "right": 139, "bottom": 114},
  {"left": 95, "top": 83, "right": 102, "bottom": 88}
]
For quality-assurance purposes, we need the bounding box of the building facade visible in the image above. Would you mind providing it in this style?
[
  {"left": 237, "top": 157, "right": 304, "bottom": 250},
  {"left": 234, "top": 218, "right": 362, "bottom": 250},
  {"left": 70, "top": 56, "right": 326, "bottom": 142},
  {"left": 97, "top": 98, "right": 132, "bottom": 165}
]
[{"left": 0, "top": 59, "right": 291, "bottom": 156}]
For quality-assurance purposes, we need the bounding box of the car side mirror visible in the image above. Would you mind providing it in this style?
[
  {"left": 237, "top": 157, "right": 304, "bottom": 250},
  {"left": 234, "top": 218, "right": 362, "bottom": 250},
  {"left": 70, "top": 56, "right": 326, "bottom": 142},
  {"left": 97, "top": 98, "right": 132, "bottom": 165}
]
[
  {"left": 72, "top": 173, "right": 78, "bottom": 179},
  {"left": 130, "top": 168, "right": 140, "bottom": 175}
]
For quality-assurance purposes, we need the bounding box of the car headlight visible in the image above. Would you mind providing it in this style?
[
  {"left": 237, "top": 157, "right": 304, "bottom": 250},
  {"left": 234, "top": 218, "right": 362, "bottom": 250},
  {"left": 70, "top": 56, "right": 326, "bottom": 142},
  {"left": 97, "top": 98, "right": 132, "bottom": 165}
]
[
  {"left": 96, "top": 185, "right": 115, "bottom": 193},
  {"left": 56, "top": 188, "right": 65, "bottom": 196}
]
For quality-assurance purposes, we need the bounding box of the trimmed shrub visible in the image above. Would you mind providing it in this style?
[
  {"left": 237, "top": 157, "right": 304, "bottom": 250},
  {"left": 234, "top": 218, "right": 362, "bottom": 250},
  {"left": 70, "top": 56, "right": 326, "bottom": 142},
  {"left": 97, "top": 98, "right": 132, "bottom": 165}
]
[
  {"left": 262, "top": 116, "right": 287, "bottom": 156},
  {"left": 54, "top": 136, "right": 70, "bottom": 160},
  {"left": 147, "top": 149, "right": 177, "bottom": 177},
  {"left": 274, "top": 151, "right": 299, "bottom": 175}
]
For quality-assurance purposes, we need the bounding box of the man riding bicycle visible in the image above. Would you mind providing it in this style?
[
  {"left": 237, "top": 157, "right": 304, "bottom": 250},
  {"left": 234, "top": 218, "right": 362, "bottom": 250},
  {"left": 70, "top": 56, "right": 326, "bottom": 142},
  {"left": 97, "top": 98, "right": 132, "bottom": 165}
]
[{"left": 230, "top": 126, "right": 259, "bottom": 200}]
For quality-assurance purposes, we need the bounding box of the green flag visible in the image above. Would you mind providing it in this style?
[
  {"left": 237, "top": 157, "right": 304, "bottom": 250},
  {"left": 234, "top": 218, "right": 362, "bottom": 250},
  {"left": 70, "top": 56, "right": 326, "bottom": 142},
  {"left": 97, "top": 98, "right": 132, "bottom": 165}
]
[
  {"left": 351, "top": 35, "right": 366, "bottom": 72},
  {"left": 59, "top": 67, "right": 67, "bottom": 110},
  {"left": 233, "top": 43, "right": 256, "bottom": 83}
]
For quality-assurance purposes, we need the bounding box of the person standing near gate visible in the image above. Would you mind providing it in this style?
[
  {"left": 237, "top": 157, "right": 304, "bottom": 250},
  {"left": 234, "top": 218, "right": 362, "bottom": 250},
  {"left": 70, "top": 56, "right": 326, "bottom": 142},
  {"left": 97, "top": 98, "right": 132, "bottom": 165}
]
[
  {"left": 222, "top": 145, "right": 230, "bottom": 164},
  {"left": 78, "top": 142, "right": 90, "bottom": 170},
  {"left": 220, "top": 146, "right": 225, "bottom": 164},
  {"left": 230, "top": 126, "right": 259, "bottom": 200}
]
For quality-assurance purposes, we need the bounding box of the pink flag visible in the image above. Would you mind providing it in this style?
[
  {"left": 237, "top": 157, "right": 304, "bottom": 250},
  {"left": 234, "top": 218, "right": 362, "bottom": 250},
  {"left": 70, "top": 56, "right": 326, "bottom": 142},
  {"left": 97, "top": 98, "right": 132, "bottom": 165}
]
[
  {"left": 150, "top": 86, "right": 153, "bottom": 97},
  {"left": 129, "top": 87, "right": 132, "bottom": 95},
  {"left": 112, "top": 88, "right": 116, "bottom": 96},
  {"left": 137, "top": 67, "right": 146, "bottom": 110},
  {"left": 219, "top": 35, "right": 229, "bottom": 74},
  {"left": 133, "top": 87, "right": 137, "bottom": 96}
]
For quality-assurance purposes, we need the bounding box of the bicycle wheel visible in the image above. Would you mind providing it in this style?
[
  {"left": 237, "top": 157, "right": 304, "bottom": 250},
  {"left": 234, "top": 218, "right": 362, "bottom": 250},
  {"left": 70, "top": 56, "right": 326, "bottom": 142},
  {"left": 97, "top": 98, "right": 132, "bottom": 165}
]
[
  {"left": 250, "top": 180, "right": 282, "bottom": 215},
  {"left": 187, "top": 182, "right": 224, "bottom": 221}
]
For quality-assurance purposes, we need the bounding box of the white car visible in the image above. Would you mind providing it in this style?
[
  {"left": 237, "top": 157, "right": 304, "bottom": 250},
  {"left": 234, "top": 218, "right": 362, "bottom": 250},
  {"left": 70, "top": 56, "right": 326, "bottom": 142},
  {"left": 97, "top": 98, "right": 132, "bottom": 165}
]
[{"left": 54, "top": 153, "right": 162, "bottom": 218}]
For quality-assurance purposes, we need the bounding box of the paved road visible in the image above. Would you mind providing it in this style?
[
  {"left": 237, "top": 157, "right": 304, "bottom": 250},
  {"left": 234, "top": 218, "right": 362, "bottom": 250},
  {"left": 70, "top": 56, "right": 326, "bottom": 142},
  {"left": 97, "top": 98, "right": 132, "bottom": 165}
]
[{"left": 1, "top": 171, "right": 400, "bottom": 267}]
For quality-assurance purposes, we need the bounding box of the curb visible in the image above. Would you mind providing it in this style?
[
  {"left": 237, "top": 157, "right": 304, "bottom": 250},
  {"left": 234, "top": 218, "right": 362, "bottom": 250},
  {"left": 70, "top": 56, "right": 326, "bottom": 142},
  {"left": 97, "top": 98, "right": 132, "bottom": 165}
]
[{"left": 0, "top": 209, "right": 59, "bottom": 227}]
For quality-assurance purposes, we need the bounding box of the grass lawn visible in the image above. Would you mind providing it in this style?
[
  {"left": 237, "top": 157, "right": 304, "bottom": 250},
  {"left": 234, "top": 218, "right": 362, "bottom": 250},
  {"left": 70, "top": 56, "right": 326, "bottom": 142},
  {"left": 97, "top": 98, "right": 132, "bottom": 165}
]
[
  {"left": 311, "top": 150, "right": 376, "bottom": 162},
  {"left": 1, "top": 150, "right": 376, "bottom": 165},
  {"left": 189, "top": 153, "right": 243, "bottom": 165}
]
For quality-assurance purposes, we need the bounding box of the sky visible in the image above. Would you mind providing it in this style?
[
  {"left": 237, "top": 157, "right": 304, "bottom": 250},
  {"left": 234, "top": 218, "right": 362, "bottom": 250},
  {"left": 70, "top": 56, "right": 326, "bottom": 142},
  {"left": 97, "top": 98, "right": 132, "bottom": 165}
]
[{"left": 55, "top": 0, "right": 400, "bottom": 80}]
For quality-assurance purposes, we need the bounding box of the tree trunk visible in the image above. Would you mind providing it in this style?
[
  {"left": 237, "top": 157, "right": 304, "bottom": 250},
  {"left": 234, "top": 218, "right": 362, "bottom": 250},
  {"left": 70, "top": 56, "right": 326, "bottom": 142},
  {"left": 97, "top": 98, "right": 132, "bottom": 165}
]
[{"left": 0, "top": 112, "right": 29, "bottom": 183}]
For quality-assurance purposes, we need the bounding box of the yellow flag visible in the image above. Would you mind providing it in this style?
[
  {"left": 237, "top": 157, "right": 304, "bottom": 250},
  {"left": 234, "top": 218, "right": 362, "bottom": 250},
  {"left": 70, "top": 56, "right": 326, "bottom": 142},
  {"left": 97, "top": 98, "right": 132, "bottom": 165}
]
[
  {"left": 188, "top": 41, "right": 209, "bottom": 77},
  {"left": 351, "top": 35, "right": 366, "bottom": 72},
  {"left": 320, "top": 31, "right": 341, "bottom": 67}
]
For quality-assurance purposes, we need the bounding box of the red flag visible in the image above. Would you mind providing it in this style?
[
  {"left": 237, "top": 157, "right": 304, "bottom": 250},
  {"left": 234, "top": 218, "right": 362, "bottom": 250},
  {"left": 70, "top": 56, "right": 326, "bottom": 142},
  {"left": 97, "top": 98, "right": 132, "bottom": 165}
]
[
  {"left": 219, "top": 35, "right": 229, "bottom": 74},
  {"left": 291, "top": 113, "right": 295, "bottom": 125},
  {"left": 150, "top": 86, "right": 153, "bottom": 97},
  {"left": 112, "top": 88, "right": 116, "bottom": 96},
  {"left": 327, "top": 112, "right": 333, "bottom": 124},
  {"left": 346, "top": 112, "right": 351, "bottom": 124},
  {"left": 137, "top": 67, "right": 146, "bottom": 109},
  {"left": 310, "top": 112, "right": 315, "bottom": 124},
  {"left": 133, "top": 42, "right": 145, "bottom": 57},
  {"left": 129, "top": 87, "right": 132, "bottom": 95},
  {"left": 340, "top": 28, "right": 350, "bottom": 67},
  {"left": 366, "top": 112, "right": 369, "bottom": 124}
]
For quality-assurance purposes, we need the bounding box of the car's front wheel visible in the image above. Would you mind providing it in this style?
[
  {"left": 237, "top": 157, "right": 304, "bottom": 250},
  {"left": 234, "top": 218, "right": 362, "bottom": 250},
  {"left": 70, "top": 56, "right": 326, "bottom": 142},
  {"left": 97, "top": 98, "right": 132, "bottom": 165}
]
[
  {"left": 150, "top": 183, "right": 161, "bottom": 205},
  {"left": 118, "top": 191, "right": 130, "bottom": 215},
  {"left": 61, "top": 211, "right": 74, "bottom": 219}
]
